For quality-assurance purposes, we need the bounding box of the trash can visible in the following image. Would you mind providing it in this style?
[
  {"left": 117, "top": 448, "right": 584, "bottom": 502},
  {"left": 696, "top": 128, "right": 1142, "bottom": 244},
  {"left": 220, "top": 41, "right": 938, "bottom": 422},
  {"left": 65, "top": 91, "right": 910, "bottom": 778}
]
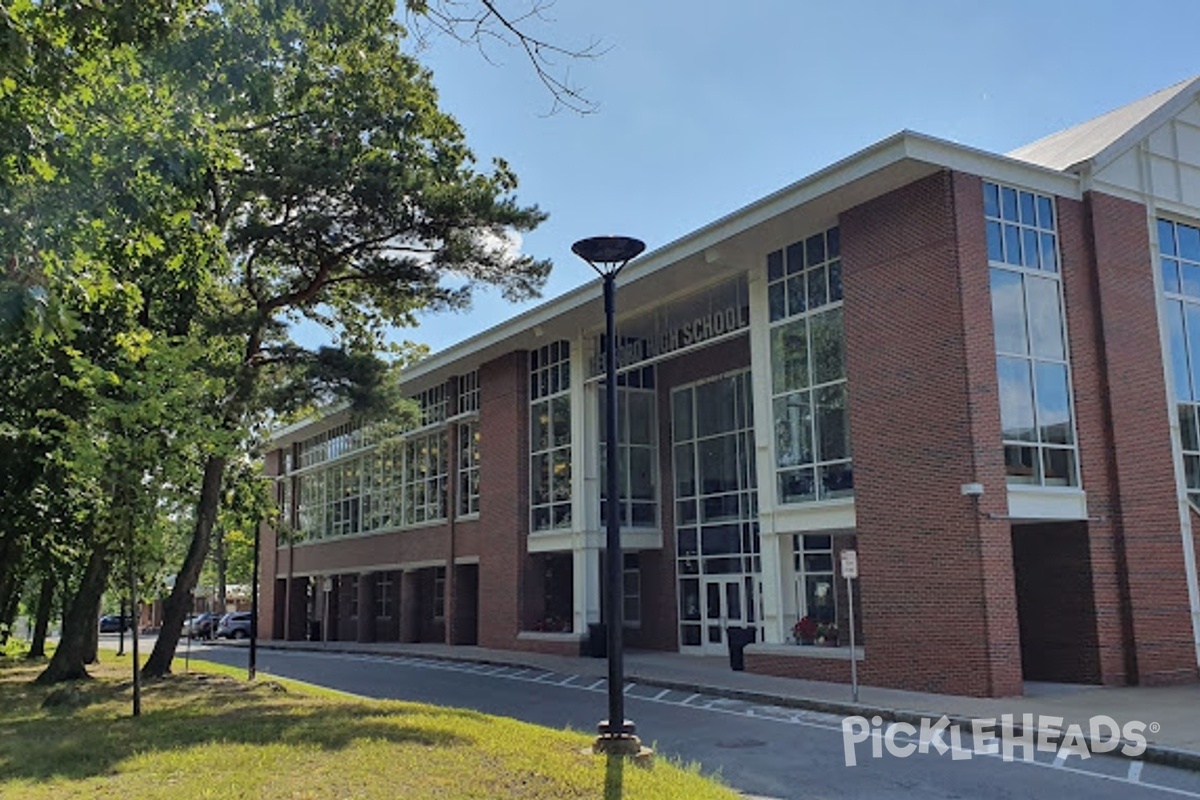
[
  {"left": 587, "top": 623, "right": 607, "bottom": 658},
  {"left": 726, "top": 626, "right": 755, "bottom": 671}
]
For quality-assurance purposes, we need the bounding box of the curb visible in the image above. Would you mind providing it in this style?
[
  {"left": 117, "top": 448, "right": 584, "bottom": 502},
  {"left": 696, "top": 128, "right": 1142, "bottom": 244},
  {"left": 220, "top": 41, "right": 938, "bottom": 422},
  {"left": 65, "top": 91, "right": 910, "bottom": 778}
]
[{"left": 249, "top": 641, "right": 1200, "bottom": 772}]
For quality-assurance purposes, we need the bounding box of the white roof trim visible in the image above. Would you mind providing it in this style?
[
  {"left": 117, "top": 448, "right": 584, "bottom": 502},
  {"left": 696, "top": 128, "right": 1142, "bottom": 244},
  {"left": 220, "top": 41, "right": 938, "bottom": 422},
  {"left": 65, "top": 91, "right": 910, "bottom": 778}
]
[{"left": 402, "top": 130, "right": 1080, "bottom": 382}]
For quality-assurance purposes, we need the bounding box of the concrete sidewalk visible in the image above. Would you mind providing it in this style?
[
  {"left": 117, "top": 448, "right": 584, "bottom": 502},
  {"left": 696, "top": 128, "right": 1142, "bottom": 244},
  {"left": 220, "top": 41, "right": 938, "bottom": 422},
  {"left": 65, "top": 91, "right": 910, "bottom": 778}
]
[{"left": 247, "top": 638, "right": 1200, "bottom": 769}]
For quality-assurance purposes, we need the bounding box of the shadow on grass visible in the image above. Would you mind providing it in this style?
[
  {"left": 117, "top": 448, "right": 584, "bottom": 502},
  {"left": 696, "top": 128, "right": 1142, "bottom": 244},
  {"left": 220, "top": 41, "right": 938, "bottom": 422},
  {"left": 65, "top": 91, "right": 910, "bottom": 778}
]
[{"left": 0, "top": 667, "right": 478, "bottom": 783}]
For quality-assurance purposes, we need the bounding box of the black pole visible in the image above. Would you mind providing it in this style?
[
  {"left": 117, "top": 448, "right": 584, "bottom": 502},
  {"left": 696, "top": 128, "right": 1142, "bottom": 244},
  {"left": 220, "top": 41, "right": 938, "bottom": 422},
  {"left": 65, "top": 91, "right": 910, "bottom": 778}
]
[
  {"left": 602, "top": 274, "right": 626, "bottom": 738},
  {"left": 127, "top": 527, "right": 140, "bottom": 717},
  {"left": 249, "top": 520, "right": 260, "bottom": 680},
  {"left": 117, "top": 596, "right": 126, "bottom": 657}
]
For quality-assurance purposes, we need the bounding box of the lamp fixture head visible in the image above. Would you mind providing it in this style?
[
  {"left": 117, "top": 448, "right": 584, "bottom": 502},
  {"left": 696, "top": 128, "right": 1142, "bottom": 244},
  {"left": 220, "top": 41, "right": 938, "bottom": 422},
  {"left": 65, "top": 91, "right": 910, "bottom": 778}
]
[{"left": 571, "top": 236, "right": 646, "bottom": 277}]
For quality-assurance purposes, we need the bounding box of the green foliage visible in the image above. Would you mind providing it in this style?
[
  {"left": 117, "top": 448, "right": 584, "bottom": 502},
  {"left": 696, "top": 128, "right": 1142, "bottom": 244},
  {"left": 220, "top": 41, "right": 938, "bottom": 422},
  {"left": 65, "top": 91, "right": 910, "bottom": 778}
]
[{"left": 3, "top": 0, "right": 553, "bottom": 677}]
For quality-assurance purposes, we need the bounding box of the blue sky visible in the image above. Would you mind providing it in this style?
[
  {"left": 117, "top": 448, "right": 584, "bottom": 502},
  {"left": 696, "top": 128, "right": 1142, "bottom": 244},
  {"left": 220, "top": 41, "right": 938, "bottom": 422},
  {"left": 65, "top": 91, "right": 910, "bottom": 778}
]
[{"left": 310, "top": 0, "right": 1200, "bottom": 354}]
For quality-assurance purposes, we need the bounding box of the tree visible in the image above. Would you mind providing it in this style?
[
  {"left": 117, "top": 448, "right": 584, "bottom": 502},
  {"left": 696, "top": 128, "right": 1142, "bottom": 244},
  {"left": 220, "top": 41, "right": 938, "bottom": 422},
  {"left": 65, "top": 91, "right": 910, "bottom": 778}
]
[{"left": 140, "top": 0, "right": 550, "bottom": 678}]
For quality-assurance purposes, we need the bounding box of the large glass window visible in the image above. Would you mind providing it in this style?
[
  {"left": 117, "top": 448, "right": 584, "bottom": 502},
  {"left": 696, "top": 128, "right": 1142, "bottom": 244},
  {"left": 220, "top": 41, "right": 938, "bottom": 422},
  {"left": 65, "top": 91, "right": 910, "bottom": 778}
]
[
  {"left": 457, "top": 421, "right": 480, "bottom": 516},
  {"left": 531, "top": 341, "right": 572, "bottom": 531},
  {"left": 985, "top": 182, "right": 1078, "bottom": 486},
  {"left": 1160, "top": 218, "right": 1200, "bottom": 506},
  {"left": 600, "top": 379, "right": 659, "bottom": 529},
  {"left": 623, "top": 553, "right": 641, "bottom": 627},
  {"left": 767, "top": 227, "right": 852, "bottom": 504},
  {"left": 673, "top": 372, "right": 760, "bottom": 649},
  {"left": 403, "top": 431, "right": 448, "bottom": 524},
  {"left": 456, "top": 369, "right": 480, "bottom": 414},
  {"left": 793, "top": 534, "right": 835, "bottom": 625},
  {"left": 415, "top": 385, "right": 448, "bottom": 427}
]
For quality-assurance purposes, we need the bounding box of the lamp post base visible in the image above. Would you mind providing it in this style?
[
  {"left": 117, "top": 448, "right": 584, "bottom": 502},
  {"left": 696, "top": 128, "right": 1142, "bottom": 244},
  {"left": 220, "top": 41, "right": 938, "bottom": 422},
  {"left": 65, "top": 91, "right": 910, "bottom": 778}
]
[{"left": 592, "top": 720, "right": 653, "bottom": 760}]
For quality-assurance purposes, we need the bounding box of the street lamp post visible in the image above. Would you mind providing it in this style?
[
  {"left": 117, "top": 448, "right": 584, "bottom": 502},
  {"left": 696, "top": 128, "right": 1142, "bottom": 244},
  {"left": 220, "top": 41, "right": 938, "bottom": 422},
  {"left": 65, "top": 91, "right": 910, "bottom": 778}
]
[
  {"left": 249, "top": 518, "right": 260, "bottom": 680},
  {"left": 571, "top": 235, "right": 648, "bottom": 758}
]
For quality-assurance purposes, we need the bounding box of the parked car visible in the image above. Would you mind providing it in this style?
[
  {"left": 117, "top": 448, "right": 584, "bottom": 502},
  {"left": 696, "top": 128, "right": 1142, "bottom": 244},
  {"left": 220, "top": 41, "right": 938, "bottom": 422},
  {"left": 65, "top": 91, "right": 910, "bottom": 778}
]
[
  {"left": 99, "top": 614, "right": 131, "bottom": 633},
  {"left": 186, "top": 612, "right": 220, "bottom": 639},
  {"left": 216, "top": 612, "right": 253, "bottom": 640}
]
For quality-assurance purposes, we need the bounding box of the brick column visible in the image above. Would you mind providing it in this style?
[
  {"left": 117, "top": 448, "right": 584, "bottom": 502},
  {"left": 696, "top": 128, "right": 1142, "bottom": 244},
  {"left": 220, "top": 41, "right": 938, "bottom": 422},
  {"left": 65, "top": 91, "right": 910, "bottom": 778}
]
[
  {"left": 477, "top": 351, "right": 530, "bottom": 648},
  {"left": 1055, "top": 196, "right": 1133, "bottom": 685},
  {"left": 841, "top": 170, "right": 1021, "bottom": 697},
  {"left": 356, "top": 572, "right": 376, "bottom": 643}
]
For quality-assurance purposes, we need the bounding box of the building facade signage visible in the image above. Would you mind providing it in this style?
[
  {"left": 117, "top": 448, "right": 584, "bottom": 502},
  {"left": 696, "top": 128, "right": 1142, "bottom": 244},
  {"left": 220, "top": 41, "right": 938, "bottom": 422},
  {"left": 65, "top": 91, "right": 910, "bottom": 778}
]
[{"left": 589, "top": 303, "right": 750, "bottom": 376}]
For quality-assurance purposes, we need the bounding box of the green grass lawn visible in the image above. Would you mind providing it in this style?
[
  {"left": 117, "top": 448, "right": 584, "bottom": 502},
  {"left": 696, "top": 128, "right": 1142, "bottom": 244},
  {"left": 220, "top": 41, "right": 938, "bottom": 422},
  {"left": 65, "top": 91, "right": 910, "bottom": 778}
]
[{"left": 0, "top": 649, "right": 739, "bottom": 799}]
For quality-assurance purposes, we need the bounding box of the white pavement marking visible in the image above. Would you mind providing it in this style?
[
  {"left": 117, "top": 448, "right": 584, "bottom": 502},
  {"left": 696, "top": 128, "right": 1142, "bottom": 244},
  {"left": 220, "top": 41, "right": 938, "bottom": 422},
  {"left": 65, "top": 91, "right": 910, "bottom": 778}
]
[
  {"left": 586, "top": 679, "right": 606, "bottom": 690},
  {"left": 623, "top": 683, "right": 636, "bottom": 695},
  {"left": 558, "top": 675, "right": 578, "bottom": 686},
  {"left": 681, "top": 693, "right": 701, "bottom": 705},
  {"left": 1053, "top": 752, "right": 1068, "bottom": 768},
  {"left": 652, "top": 689, "right": 671, "bottom": 700},
  {"left": 1128, "top": 761, "right": 1144, "bottom": 782}
]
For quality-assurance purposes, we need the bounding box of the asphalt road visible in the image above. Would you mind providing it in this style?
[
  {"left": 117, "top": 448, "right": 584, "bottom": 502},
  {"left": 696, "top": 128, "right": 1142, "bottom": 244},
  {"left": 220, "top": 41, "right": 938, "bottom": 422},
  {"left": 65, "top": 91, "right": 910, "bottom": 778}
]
[{"left": 183, "top": 642, "right": 1200, "bottom": 800}]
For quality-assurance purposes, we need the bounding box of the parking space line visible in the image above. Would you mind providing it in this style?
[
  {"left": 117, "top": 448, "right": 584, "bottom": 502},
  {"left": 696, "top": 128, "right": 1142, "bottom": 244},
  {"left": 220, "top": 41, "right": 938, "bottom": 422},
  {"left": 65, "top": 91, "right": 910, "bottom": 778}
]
[{"left": 652, "top": 689, "right": 671, "bottom": 700}]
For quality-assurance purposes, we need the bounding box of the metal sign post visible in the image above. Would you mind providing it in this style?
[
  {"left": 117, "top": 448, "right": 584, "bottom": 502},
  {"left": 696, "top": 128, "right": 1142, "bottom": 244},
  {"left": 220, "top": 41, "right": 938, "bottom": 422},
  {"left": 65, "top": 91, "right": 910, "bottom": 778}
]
[{"left": 841, "top": 549, "right": 859, "bottom": 703}]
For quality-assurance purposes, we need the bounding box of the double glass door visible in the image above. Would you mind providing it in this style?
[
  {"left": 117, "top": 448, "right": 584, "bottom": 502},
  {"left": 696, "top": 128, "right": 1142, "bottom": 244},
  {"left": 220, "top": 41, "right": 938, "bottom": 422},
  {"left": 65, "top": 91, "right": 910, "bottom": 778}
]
[{"left": 703, "top": 577, "right": 748, "bottom": 653}]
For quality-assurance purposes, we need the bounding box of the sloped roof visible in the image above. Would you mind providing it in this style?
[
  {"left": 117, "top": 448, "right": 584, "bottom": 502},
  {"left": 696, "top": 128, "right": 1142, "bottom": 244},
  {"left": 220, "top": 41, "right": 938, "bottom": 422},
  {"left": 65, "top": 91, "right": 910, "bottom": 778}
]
[{"left": 1008, "top": 76, "right": 1200, "bottom": 172}]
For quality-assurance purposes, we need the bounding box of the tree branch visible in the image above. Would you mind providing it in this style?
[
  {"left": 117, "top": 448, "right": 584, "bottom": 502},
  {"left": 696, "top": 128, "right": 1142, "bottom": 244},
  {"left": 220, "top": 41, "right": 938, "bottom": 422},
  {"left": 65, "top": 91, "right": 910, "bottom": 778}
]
[{"left": 406, "top": 0, "right": 606, "bottom": 115}]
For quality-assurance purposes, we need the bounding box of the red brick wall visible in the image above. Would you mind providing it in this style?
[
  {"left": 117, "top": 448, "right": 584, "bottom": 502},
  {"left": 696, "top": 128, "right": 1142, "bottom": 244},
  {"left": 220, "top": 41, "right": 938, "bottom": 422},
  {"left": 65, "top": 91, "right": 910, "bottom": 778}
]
[
  {"left": 477, "top": 350, "right": 530, "bottom": 649},
  {"left": 1087, "top": 191, "right": 1198, "bottom": 685},
  {"left": 840, "top": 170, "right": 1022, "bottom": 697},
  {"left": 744, "top": 649, "right": 862, "bottom": 683}
]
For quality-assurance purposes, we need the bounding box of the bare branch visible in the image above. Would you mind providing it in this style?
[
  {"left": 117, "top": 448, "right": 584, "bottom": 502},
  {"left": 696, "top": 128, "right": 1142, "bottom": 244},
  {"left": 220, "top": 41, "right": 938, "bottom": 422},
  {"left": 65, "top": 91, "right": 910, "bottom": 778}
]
[{"left": 405, "top": 0, "right": 607, "bottom": 115}]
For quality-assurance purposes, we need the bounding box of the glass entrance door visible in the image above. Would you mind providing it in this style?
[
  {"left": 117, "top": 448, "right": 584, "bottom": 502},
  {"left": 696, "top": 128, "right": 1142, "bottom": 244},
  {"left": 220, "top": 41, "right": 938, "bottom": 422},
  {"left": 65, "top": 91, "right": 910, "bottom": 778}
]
[{"left": 703, "top": 577, "right": 746, "bottom": 653}]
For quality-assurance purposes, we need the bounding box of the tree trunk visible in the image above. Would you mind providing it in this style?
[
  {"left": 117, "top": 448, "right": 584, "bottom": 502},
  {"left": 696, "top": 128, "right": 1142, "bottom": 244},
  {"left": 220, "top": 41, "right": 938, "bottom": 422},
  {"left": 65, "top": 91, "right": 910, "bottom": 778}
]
[
  {"left": 26, "top": 573, "right": 54, "bottom": 658},
  {"left": 35, "top": 541, "right": 109, "bottom": 684},
  {"left": 0, "top": 535, "right": 27, "bottom": 645},
  {"left": 141, "top": 455, "right": 227, "bottom": 678},
  {"left": 216, "top": 526, "right": 227, "bottom": 612}
]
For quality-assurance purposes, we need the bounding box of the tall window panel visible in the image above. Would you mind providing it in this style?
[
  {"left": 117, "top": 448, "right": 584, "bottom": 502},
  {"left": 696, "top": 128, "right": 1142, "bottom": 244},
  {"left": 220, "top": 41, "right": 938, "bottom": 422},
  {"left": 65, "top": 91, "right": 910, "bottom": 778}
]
[
  {"left": 457, "top": 369, "right": 480, "bottom": 414},
  {"left": 767, "top": 227, "right": 852, "bottom": 504},
  {"left": 793, "top": 534, "right": 835, "bottom": 624},
  {"left": 1159, "top": 218, "right": 1200, "bottom": 505},
  {"left": 415, "top": 385, "right": 448, "bottom": 427},
  {"left": 531, "top": 341, "right": 572, "bottom": 531},
  {"left": 599, "top": 376, "right": 659, "bottom": 529},
  {"left": 458, "top": 421, "right": 480, "bottom": 516},
  {"left": 403, "top": 431, "right": 448, "bottom": 524},
  {"left": 985, "top": 181, "right": 1078, "bottom": 486}
]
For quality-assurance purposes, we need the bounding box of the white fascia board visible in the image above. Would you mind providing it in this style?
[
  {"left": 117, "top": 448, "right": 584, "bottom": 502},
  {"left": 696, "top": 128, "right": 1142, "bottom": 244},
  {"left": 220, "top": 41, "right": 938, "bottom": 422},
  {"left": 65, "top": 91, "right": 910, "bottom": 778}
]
[
  {"left": 405, "top": 132, "right": 1080, "bottom": 384},
  {"left": 267, "top": 403, "right": 352, "bottom": 449},
  {"left": 902, "top": 133, "right": 1082, "bottom": 199}
]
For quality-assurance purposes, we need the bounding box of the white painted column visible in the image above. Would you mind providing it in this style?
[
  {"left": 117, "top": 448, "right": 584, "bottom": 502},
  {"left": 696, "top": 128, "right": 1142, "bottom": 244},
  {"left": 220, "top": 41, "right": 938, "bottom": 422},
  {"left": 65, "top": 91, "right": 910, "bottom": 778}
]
[
  {"left": 570, "top": 333, "right": 603, "bottom": 632},
  {"left": 748, "top": 268, "right": 787, "bottom": 644}
]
